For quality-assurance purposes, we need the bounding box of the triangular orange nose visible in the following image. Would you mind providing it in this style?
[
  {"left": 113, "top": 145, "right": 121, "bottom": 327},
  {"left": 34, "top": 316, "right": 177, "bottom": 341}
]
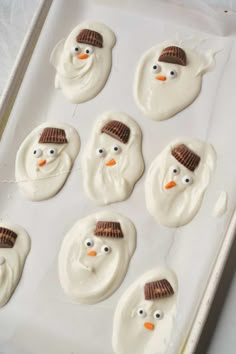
[
  {"left": 165, "top": 180, "right": 177, "bottom": 189},
  {"left": 156, "top": 75, "right": 166, "bottom": 81},
  {"left": 78, "top": 53, "right": 89, "bottom": 60},
  {"left": 144, "top": 322, "right": 155, "bottom": 331},
  {"left": 105, "top": 159, "right": 116, "bottom": 166},
  {"left": 87, "top": 250, "right": 97, "bottom": 257},
  {"left": 38, "top": 159, "right": 46, "bottom": 167}
]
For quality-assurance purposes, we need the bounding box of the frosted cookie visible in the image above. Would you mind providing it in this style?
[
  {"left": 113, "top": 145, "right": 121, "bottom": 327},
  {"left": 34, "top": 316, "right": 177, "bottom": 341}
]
[
  {"left": 15, "top": 122, "right": 80, "bottom": 201},
  {"left": 58, "top": 211, "right": 136, "bottom": 304},
  {"left": 113, "top": 268, "right": 178, "bottom": 354},
  {"left": 145, "top": 139, "right": 216, "bottom": 227},
  {"left": 134, "top": 41, "right": 215, "bottom": 121},
  {"left": 50, "top": 21, "right": 116, "bottom": 103},
  {"left": 0, "top": 222, "right": 30, "bottom": 307},
  {"left": 82, "top": 112, "right": 144, "bottom": 205}
]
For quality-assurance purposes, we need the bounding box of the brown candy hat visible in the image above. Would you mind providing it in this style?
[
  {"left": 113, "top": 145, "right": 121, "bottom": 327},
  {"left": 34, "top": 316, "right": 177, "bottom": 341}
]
[
  {"left": 0, "top": 227, "right": 17, "bottom": 248},
  {"left": 158, "top": 46, "right": 187, "bottom": 66},
  {"left": 94, "top": 221, "right": 124, "bottom": 238},
  {"left": 76, "top": 29, "right": 103, "bottom": 48},
  {"left": 171, "top": 143, "right": 201, "bottom": 172},
  {"left": 144, "top": 279, "right": 174, "bottom": 300},
  {"left": 38, "top": 127, "right": 68, "bottom": 144},
  {"left": 101, "top": 120, "right": 130, "bottom": 144}
]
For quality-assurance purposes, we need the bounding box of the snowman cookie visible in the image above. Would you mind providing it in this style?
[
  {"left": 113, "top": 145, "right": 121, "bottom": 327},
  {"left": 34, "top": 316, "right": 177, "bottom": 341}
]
[
  {"left": 145, "top": 138, "right": 216, "bottom": 227},
  {"left": 0, "top": 222, "right": 30, "bottom": 307},
  {"left": 82, "top": 112, "right": 144, "bottom": 205},
  {"left": 15, "top": 122, "right": 80, "bottom": 201},
  {"left": 113, "top": 268, "right": 178, "bottom": 354},
  {"left": 58, "top": 211, "right": 136, "bottom": 304},
  {"left": 134, "top": 41, "right": 215, "bottom": 121},
  {"left": 50, "top": 21, "right": 116, "bottom": 103}
]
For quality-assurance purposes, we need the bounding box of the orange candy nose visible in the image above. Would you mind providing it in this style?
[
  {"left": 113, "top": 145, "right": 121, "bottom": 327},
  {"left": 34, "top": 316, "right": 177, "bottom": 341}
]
[
  {"left": 165, "top": 180, "right": 177, "bottom": 189},
  {"left": 156, "top": 75, "right": 166, "bottom": 81},
  {"left": 78, "top": 53, "right": 89, "bottom": 60},
  {"left": 87, "top": 250, "right": 97, "bottom": 257},
  {"left": 144, "top": 322, "right": 155, "bottom": 331},
  {"left": 38, "top": 159, "right": 46, "bottom": 167},
  {"left": 105, "top": 159, "right": 116, "bottom": 166}
]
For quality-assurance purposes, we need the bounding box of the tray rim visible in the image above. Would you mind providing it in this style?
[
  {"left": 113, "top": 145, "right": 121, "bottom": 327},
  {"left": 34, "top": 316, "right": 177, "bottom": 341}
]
[{"left": 0, "top": 1, "right": 235, "bottom": 353}]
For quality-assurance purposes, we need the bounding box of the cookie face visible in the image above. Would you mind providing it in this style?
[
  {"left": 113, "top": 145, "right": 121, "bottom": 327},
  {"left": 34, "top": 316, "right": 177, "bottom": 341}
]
[
  {"left": 134, "top": 42, "right": 215, "bottom": 121},
  {"left": 50, "top": 22, "right": 116, "bottom": 103},
  {"left": 15, "top": 122, "right": 80, "bottom": 201},
  {"left": 113, "top": 268, "right": 178, "bottom": 354},
  {"left": 82, "top": 112, "right": 144, "bottom": 205},
  {"left": 58, "top": 211, "right": 136, "bottom": 304},
  {"left": 145, "top": 139, "right": 216, "bottom": 227},
  {"left": 0, "top": 222, "right": 30, "bottom": 307}
]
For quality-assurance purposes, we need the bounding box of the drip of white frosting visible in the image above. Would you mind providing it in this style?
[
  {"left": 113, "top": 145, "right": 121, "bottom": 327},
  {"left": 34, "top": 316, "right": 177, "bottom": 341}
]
[
  {"left": 0, "top": 222, "right": 30, "bottom": 308},
  {"left": 58, "top": 210, "right": 136, "bottom": 304},
  {"left": 212, "top": 191, "right": 228, "bottom": 218},
  {"left": 112, "top": 268, "right": 178, "bottom": 354}
]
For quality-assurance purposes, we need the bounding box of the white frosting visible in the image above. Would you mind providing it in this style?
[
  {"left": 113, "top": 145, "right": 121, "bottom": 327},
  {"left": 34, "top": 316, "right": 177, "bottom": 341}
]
[
  {"left": 134, "top": 40, "right": 215, "bottom": 121},
  {"left": 15, "top": 122, "right": 80, "bottom": 201},
  {"left": 58, "top": 210, "right": 136, "bottom": 304},
  {"left": 50, "top": 21, "right": 116, "bottom": 103},
  {"left": 145, "top": 138, "right": 216, "bottom": 227},
  {"left": 112, "top": 268, "right": 178, "bottom": 354},
  {"left": 82, "top": 112, "right": 144, "bottom": 205},
  {"left": 0, "top": 222, "right": 30, "bottom": 307},
  {"left": 213, "top": 191, "right": 228, "bottom": 218}
]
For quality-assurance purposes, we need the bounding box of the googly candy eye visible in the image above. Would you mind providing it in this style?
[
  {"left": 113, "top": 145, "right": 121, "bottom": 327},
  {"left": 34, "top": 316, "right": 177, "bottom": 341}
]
[
  {"left": 84, "top": 46, "right": 94, "bottom": 55},
  {"left": 47, "top": 148, "right": 57, "bottom": 157},
  {"left": 152, "top": 64, "right": 161, "bottom": 73},
  {"left": 137, "top": 308, "right": 147, "bottom": 318},
  {"left": 84, "top": 238, "right": 94, "bottom": 248},
  {"left": 71, "top": 46, "right": 80, "bottom": 54},
  {"left": 33, "top": 148, "right": 42, "bottom": 158},
  {"left": 182, "top": 175, "right": 193, "bottom": 185},
  {"left": 153, "top": 310, "right": 164, "bottom": 320},
  {"left": 167, "top": 69, "right": 177, "bottom": 79},
  {"left": 101, "top": 245, "right": 111, "bottom": 254},
  {"left": 170, "top": 165, "right": 180, "bottom": 175},
  {"left": 112, "top": 145, "right": 121, "bottom": 154},
  {"left": 96, "top": 148, "right": 106, "bottom": 158}
]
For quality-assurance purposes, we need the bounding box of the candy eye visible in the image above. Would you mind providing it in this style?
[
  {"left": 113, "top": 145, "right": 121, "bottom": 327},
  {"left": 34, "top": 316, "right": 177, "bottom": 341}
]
[
  {"left": 112, "top": 145, "right": 121, "bottom": 154},
  {"left": 85, "top": 46, "right": 94, "bottom": 55},
  {"left": 153, "top": 310, "right": 164, "bottom": 320},
  {"left": 47, "top": 148, "right": 57, "bottom": 157},
  {"left": 170, "top": 165, "right": 180, "bottom": 175},
  {"left": 152, "top": 64, "right": 161, "bottom": 73},
  {"left": 84, "top": 238, "right": 94, "bottom": 248},
  {"left": 71, "top": 46, "right": 80, "bottom": 54},
  {"left": 137, "top": 308, "right": 147, "bottom": 318},
  {"left": 101, "top": 245, "right": 111, "bottom": 254},
  {"left": 182, "top": 175, "right": 193, "bottom": 185},
  {"left": 167, "top": 69, "right": 177, "bottom": 79},
  {"left": 33, "top": 148, "right": 42, "bottom": 158},
  {"left": 96, "top": 148, "right": 106, "bottom": 158}
]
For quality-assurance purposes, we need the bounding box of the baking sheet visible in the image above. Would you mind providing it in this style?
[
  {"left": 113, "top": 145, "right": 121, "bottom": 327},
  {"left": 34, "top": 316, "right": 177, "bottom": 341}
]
[{"left": 0, "top": 0, "right": 236, "bottom": 353}]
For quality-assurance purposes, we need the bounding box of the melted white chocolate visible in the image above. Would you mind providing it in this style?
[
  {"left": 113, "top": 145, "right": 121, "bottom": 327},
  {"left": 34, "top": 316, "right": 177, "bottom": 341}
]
[
  {"left": 82, "top": 112, "right": 144, "bottom": 205},
  {"left": 58, "top": 211, "right": 136, "bottom": 304},
  {"left": 15, "top": 122, "right": 80, "bottom": 201},
  {"left": 213, "top": 191, "right": 228, "bottom": 218},
  {"left": 113, "top": 268, "right": 178, "bottom": 354},
  {"left": 0, "top": 222, "right": 30, "bottom": 308},
  {"left": 145, "top": 138, "right": 216, "bottom": 227},
  {"left": 50, "top": 21, "right": 116, "bottom": 103}
]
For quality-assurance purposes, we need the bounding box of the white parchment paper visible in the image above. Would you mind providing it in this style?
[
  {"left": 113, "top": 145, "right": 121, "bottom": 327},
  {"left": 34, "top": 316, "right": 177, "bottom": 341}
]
[{"left": 0, "top": 0, "right": 236, "bottom": 353}]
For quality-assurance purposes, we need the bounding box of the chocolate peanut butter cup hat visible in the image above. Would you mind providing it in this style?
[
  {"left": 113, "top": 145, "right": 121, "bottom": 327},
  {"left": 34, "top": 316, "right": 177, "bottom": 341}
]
[
  {"left": 144, "top": 279, "right": 174, "bottom": 300},
  {"left": 101, "top": 120, "right": 130, "bottom": 144},
  {"left": 94, "top": 221, "right": 124, "bottom": 238},
  {"left": 171, "top": 143, "right": 201, "bottom": 172},
  {"left": 38, "top": 127, "right": 68, "bottom": 144},
  {"left": 0, "top": 227, "right": 17, "bottom": 248},
  {"left": 76, "top": 29, "right": 103, "bottom": 48},
  {"left": 158, "top": 46, "right": 187, "bottom": 66}
]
